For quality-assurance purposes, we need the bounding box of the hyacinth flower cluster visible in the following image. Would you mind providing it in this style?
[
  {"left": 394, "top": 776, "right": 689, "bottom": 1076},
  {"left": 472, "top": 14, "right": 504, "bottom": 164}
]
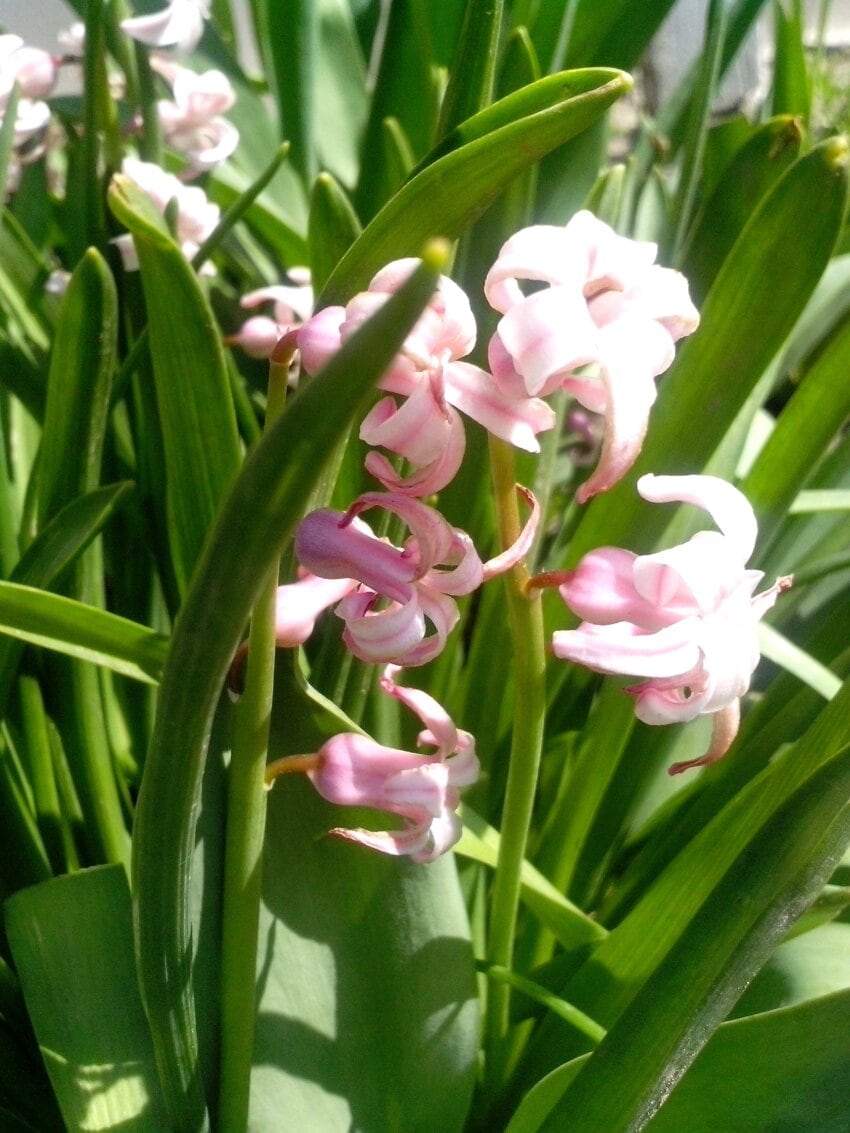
[
  {"left": 542, "top": 474, "right": 791, "bottom": 774},
  {"left": 253, "top": 211, "right": 789, "bottom": 862},
  {"left": 0, "top": 33, "right": 61, "bottom": 194}
]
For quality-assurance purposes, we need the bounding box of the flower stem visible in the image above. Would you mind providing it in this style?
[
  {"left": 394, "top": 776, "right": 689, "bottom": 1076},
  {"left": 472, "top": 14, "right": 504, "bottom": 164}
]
[
  {"left": 216, "top": 352, "right": 290, "bottom": 1131},
  {"left": 483, "top": 436, "right": 547, "bottom": 1091}
]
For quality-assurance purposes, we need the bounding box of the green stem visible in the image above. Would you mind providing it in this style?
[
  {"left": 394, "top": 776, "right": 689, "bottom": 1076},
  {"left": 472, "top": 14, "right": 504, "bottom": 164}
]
[
  {"left": 483, "top": 436, "right": 547, "bottom": 1091},
  {"left": 216, "top": 357, "right": 289, "bottom": 1131}
]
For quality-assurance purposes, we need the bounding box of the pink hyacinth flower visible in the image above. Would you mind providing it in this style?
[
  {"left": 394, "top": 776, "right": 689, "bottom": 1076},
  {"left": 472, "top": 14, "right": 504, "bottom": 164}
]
[
  {"left": 227, "top": 269, "right": 315, "bottom": 358},
  {"left": 552, "top": 474, "right": 790, "bottom": 774},
  {"left": 295, "top": 488, "right": 539, "bottom": 666},
  {"left": 307, "top": 666, "right": 479, "bottom": 862},
  {"left": 295, "top": 258, "right": 554, "bottom": 494},
  {"left": 153, "top": 60, "right": 238, "bottom": 170},
  {"left": 485, "top": 211, "right": 699, "bottom": 502}
]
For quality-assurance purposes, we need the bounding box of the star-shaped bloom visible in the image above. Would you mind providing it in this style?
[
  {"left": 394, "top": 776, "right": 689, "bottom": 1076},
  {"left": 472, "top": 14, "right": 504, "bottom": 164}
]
[
  {"left": 485, "top": 211, "right": 699, "bottom": 502},
  {"left": 305, "top": 666, "right": 479, "bottom": 862},
  {"left": 549, "top": 474, "right": 790, "bottom": 773}
]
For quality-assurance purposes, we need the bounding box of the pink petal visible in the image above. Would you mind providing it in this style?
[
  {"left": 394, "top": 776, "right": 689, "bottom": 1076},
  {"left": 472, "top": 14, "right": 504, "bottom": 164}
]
[
  {"left": 484, "top": 224, "right": 587, "bottom": 313},
  {"left": 558, "top": 546, "right": 674, "bottom": 629},
  {"left": 668, "top": 701, "right": 741, "bottom": 775},
  {"left": 553, "top": 617, "right": 702, "bottom": 678},
  {"left": 295, "top": 508, "right": 416, "bottom": 602},
  {"left": 274, "top": 574, "right": 358, "bottom": 646},
  {"left": 296, "top": 306, "right": 345, "bottom": 374},
  {"left": 496, "top": 287, "right": 599, "bottom": 395},
  {"left": 637, "top": 474, "right": 759, "bottom": 562},
  {"left": 444, "top": 361, "right": 556, "bottom": 451},
  {"left": 338, "top": 589, "right": 426, "bottom": 664},
  {"left": 345, "top": 493, "right": 457, "bottom": 578},
  {"left": 121, "top": 0, "right": 207, "bottom": 51},
  {"left": 380, "top": 667, "right": 459, "bottom": 756}
]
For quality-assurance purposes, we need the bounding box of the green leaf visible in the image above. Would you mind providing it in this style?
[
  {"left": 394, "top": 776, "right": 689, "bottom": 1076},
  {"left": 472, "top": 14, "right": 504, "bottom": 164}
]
[
  {"left": 5, "top": 866, "right": 169, "bottom": 1131},
  {"left": 456, "top": 806, "right": 606, "bottom": 949},
  {"left": 308, "top": 172, "right": 363, "bottom": 296},
  {"left": 0, "top": 581, "right": 168, "bottom": 684},
  {"left": 436, "top": 0, "right": 504, "bottom": 140},
  {"left": 322, "top": 68, "right": 632, "bottom": 305},
  {"left": 132, "top": 246, "right": 450, "bottom": 1130},
  {"left": 771, "top": 0, "right": 810, "bottom": 119},
  {"left": 757, "top": 622, "right": 842, "bottom": 701},
  {"left": 532, "top": 744, "right": 850, "bottom": 1131},
  {"left": 681, "top": 115, "right": 803, "bottom": 299},
  {"left": 251, "top": 778, "right": 479, "bottom": 1132},
  {"left": 742, "top": 308, "right": 850, "bottom": 557},
  {"left": 108, "top": 177, "right": 243, "bottom": 596},
  {"left": 37, "top": 249, "right": 116, "bottom": 524},
  {"left": 0, "top": 482, "right": 135, "bottom": 712}
]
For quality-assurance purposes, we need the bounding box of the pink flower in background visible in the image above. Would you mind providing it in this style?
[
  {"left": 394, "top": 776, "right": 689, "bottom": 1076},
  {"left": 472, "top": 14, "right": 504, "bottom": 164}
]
[
  {"left": 122, "top": 0, "right": 210, "bottom": 54},
  {"left": 152, "top": 60, "right": 239, "bottom": 170},
  {"left": 485, "top": 210, "right": 699, "bottom": 502},
  {"left": 114, "top": 157, "right": 219, "bottom": 270},
  {"left": 549, "top": 474, "right": 790, "bottom": 774},
  {"left": 228, "top": 270, "right": 314, "bottom": 359},
  {"left": 305, "top": 666, "right": 479, "bottom": 862},
  {"left": 296, "top": 258, "right": 554, "bottom": 494},
  {"left": 295, "top": 488, "right": 538, "bottom": 666}
]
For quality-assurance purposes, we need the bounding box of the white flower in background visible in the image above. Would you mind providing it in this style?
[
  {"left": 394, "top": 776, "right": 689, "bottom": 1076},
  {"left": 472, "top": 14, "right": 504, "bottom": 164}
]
[
  {"left": 121, "top": 0, "right": 211, "bottom": 55},
  {"left": 114, "top": 157, "right": 220, "bottom": 270}
]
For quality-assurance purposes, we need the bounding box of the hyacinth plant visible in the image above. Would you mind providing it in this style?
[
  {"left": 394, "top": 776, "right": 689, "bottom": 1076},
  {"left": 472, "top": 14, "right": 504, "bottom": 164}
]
[{"left": 1, "top": 0, "right": 850, "bottom": 1130}]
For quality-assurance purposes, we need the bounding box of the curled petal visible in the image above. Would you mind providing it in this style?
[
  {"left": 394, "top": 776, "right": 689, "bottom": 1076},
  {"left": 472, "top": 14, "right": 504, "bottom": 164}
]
[
  {"left": 380, "top": 666, "right": 459, "bottom": 756},
  {"left": 240, "top": 279, "right": 313, "bottom": 323},
  {"left": 668, "top": 701, "right": 741, "bottom": 775},
  {"left": 482, "top": 486, "right": 540, "bottom": 580},
  {"left": 344, "top": 493, "right": 457, "bottom": 578},
  {"left": 637, "top": 474, "right": 759, "bottom": 563},
  {"left": 484, "top": 223, "right": 587, "bottom": 312},
  {"left": 419, "top": 528, "right": 484, "bottom": 596},
  {"left": 338, "top": 589, "right": 426, "bottom": 664},
  {"left": 363, "top": 438, "right": 464, "bottom": 497},
  {"left": 574, "top": 318, "right": 666, "bottom": 504},
  {"left": 360, "top": 379, "right": 460, "bottom": 469},
  {"left": 393, "top": 589, "right": 459, "bottom": 667}
]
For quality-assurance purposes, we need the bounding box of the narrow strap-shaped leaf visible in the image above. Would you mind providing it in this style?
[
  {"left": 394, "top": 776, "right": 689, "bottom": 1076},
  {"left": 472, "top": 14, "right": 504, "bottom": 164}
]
[
  {"left": 132, "top": 246, "right": 449, "bottom": 1131},
  {"left": 322, "top": 68, "right": 631, "bottom": 304},
  {"left": 436, "top": 0, "right": 504, "bottom": 141},
  {"left": 0, "top": 582, "right": 168, "bottom": 684},
  {"left": 108, "top": 179, "right": 243, "bottom": 596},
  {"left": 308, "top": 172, "right": 363, "bottom": 296},
  {"left": 535, "top": 746, "right": 850, "bottom": 1132}
]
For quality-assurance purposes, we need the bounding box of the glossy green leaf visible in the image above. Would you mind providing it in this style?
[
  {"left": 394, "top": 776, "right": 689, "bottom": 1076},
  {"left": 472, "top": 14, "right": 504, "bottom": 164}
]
[
  {"left": 0, "top": 581, "right": 167, "bottom": 684},
  {"left": 529, "top": 743, "right": 850, "bottom": 1131},
  {"left": 681, "top": 115, "right": 803, "bottom": 299},
  {"left": 308, "top": 172, "right": 363, "bottom": 296},
  {"left": 37, "top": 249, "right": 116, "bottom": 524},
  {"left": 517, "top": 676, "right": 850, "bottom": 1087},
  {"left": 0, "top": 482, "right": 135, "bottom": 711},
  {"left": 742, "top": 308, "right": 850, "bottom": 557},
  {"left": 758, "top": 622, "right": 842, "bottom": 700},
  {"left": 108, "top": 177, "right": 243, "bottom": 595},
  {"left": 5, "top": 866, "right": 169, "bottom": 1131},
  {"left": 252, "top": 776, "right": 478, "bottom": 1131},
  {"left": 436, "top": 0, "right": 503, "bottom": 140},
  {"left": 132, "top": 247, "right": 450, "bottom": 1130},
  {"left": 771, "top": 0, "right": 810, "bottom": 119},
  {"left": 322, "top": 68, "right": 632, "bottom": 305},
  {"left": 354, "top": 0, "right": 436, "bottom": 220}
]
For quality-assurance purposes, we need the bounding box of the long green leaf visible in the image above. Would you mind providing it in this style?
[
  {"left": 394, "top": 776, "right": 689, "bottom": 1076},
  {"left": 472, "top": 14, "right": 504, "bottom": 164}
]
[
  {"left": 108, "top": 178, "right": 243, "bottom": 595},
  {"left": 132, "top": 246, "right": 449, "bottom": 1130},
  {"left": 524, "top": 744, "right": 850, "bottom": 1131},
  {"left": 0, "top": 581, "right": 168, "bottom": 684},
  {"left": 322, "top": 68, "right": 632, "bottom": 305},
  {"left": 5, "top": 866, "right": 169, "bottom": 1132}
]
